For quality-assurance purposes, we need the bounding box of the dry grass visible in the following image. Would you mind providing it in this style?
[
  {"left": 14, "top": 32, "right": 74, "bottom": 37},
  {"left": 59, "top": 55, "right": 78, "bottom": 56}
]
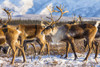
[
  {"left": 24, "top": 38, "right": 100, "bottom": 56},
  {"left": 1, "top": 19, "right": 97, "bottom": 25},
  {"left": 0, "top": 37, "right": 99, "bottom": 59}
]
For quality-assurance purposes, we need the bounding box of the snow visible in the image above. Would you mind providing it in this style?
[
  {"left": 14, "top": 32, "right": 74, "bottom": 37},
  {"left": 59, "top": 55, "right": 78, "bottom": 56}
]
[
  {"left": 0, "top": 53, "right": 100, "bottom": 67},
  {"left": 0, "top": 0, "right": 100, "bottom": 17}
]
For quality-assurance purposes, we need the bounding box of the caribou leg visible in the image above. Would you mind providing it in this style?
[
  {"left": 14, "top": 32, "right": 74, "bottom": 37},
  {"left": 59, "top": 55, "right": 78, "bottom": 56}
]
[
  {"left": 64, "top": 42, "right": 70, "bottom": 58},
  {"left": 31, "top": 43, "right": 37, "bottom": 58},
  {"left": 84, "top": 38, "right": 93, "bottom": 61},
  {"left": 18, "top": 35, "right": 25, "bottom": 56},
  {"left": 16, "top": 45, "right": 26, "bottom": 63},
  {"left": 36, "top": 39, "right": 44, "bottom": 55},
  {"left": 94, "top": 41, "right": 99, "bottom": 63},
  {"left": 69, "top": 38, "right": 78, "bottom": 60},
  {"left": 10, "top": 45, "right": 18, "bottom": 64},
  {"left": 46, "top": 42, "right": 50, "bottom": 55}
]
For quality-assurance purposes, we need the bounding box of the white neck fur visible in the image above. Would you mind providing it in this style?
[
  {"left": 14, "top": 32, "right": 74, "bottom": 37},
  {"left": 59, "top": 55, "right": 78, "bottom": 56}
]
[{"left": 95, "top": 21, "right": 100, "bottom": 28}]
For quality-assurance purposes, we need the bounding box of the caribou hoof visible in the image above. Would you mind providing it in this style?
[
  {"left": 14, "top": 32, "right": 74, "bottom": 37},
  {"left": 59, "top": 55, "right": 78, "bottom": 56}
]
[
  {"left": 64, "top": 56, "right": 68, "bottom": 59},
  {"left": 74, "top": 57, "right": 78, "bottom": 60},
  {"left": 10, "top": 62, "right": 14, "bottom": 65},
  {"left": 94, "top": 58, "right": 98, "bottom": 64},
  {"left": 83, "top": 58, "right": 87, "bottom": 62}
]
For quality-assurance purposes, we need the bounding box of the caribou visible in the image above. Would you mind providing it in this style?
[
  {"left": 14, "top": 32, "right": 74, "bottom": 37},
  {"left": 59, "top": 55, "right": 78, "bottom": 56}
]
[
  {"left": 0, "top": 8, "right": 50, "bottom": 64},
  {"left": 1, "top": 8, "right": 50, "bottom": 56},
  {"left": 41, "top": 5, "right": 99, "bottom": 62},
  {"left": 0, "top": 8, "right": 26, "bottom": 64},
  {"left": 17, "top": 24, "right": 50, "bottom": 55}
]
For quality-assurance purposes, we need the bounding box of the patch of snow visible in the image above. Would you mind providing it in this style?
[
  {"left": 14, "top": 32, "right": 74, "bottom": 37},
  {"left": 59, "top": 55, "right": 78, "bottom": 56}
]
[
  {"left": 0, "top": 60, "right": 3, "bottom": 63},
  {"left": 50, "top": 42, "right": 63, "bottom": 45},
  {"left": 0, "top": 53, "right": 100, "bottom": 67}
]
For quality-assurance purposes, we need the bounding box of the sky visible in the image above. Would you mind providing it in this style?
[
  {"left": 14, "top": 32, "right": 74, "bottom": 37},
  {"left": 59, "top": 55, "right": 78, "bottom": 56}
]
[{"left": 0, "top": 0, "right": 100, "bottom": 17}]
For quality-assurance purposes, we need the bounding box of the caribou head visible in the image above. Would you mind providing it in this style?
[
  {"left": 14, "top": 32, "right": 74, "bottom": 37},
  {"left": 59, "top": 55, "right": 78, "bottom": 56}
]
[{"left": 41, "top": 5, "right": 68, "bottom": 35}]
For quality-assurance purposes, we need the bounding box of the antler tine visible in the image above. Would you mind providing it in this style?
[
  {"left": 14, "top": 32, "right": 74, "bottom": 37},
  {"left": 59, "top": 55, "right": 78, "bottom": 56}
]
[
  {"left": 79, "top": 15, "right": 82, "bottom": 21},
  {"left": 47, "top": 6, "right": 52, "bottom": 13},
  {"left": 47, "top": 6, "right": 55, "bottom": 24},
  {"left": 72, "top": 14, "right": 76, "bottom": 21},
  {"left": 0, "top": 19, "right": 3, "bottom": 24},
  {"left": 46, "top": 17, "right": 53, "bottom": 21},
  {"left": 46, "top": 5, "right": 69, "bottom": 26},
  {"left": 41, "top": 17, "right": 50, "bottom": 25},
  {"left": 60, "top": 4, "right": 62, "bottom": 9},
  {"left": 62, "top": 5, "right": 64, "bottom": 10},
  {"left": 54, "top": 6, "right": 68, "bottom": 24},
  {"left": 73, "top": 14, "right": 78, "bottom": 24},
  {"left": 78, "top": 15, "right": 82, "bottom": 23},
  {"left": 2, "top": 8, "right": 12, "bottom": 24},
  {"left": 56, "top": 6, "right": 69, "bottom": 14},
  {"left": 52, "top": 6, "right": 60, "bottom": 12}
]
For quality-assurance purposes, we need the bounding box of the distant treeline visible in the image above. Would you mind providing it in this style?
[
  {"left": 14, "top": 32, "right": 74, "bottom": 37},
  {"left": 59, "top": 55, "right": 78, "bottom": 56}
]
[{"left": 1, "top": 19, "right": 96, "bottom": 25}]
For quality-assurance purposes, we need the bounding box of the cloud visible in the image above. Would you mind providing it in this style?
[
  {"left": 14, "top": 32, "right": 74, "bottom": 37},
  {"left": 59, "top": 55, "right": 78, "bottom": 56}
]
[
  {"left": 0, "top": 0, "right": 33, "bottom": 16},
  {"left": 40, "top": 3, "right": 53, "bottom": 15}
]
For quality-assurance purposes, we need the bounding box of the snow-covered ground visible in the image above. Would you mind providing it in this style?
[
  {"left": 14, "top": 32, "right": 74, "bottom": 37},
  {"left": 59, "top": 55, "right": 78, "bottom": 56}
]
[{"left": 0, "top": 53, "right": 100, "bottom": 67}]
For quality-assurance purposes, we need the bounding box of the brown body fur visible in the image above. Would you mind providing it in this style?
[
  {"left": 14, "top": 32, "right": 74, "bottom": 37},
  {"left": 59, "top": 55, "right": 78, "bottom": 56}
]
[
  {"left": 17, "top": 24, "right": 50, "bottom": 55},
  {"left": 0, "top": 29, "right": 6, "bottom": 46},
  {"left": 0, "top": 8, "right": 26, "bottom": 64},
  {"left": 64, "top": 24, "right": 97, "bottom": 60},
  {"left": 42, "top": 23, "right": 97, "bottom": 61},
  {"left": 1, "top": 27, "right": 26, "bottom": 64}
]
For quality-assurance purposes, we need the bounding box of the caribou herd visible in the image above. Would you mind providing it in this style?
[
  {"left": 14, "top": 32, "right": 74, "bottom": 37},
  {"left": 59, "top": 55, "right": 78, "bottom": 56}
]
[{"left": 0, "top": 6, "right": 100, "bottom": 64}]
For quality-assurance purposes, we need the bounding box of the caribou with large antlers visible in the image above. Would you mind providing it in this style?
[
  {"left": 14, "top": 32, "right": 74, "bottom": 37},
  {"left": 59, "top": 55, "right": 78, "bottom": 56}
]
[
  {"left": 17, "top": 24, "right": 50, "bottom": 55},
  {"left": 0, "top": 8, "right": 26, "bottom": 64},
  {"left": 1, "top": 8, "right": 50, "bottom": 56},
  {"left": 41, "top": 5, "right": 99, "bottom": 61}
]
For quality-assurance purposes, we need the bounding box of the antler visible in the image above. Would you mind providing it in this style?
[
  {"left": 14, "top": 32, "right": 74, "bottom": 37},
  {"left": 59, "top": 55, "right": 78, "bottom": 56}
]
[
  {"left": 55, "top": 6, "right": 69, "bottom": 22},
  {"left": 78, "top": 15, "right": 82, "bottom": 23},
  {"left": 0, "top": 19, "right": 3, "bottom": 24},
  {"left": 41, "top": 5, "right": 68, "bottom": 26},
  {"left": 72, "top": 15, "right": 82, "bottom": 24},
  {"left": 50, "top": 5, "right": 69, "bottom": 26},
  {"left": 72, "top": 14, "right": 78, "bottom": 24},
  {"left": 41, "top": 17, "right": 51, "bottom": 25},
  {"left": 41, "top": 6, "right": 57, "bottom": 26},
  {"left": 46, "top": 6, "right": 55, "bottom": 23},
  {"left": 2, "top": 8, "right": 12, "bottom": 25}
]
